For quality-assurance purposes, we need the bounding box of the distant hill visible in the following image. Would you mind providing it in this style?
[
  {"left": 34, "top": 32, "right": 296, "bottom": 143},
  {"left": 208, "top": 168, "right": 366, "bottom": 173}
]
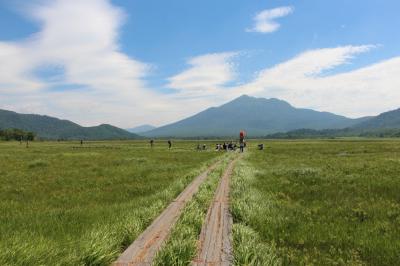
[
  {"left": 265, "top": 127, "right": 400, "bottom": 139},
  {"left": 126, "top": 124, "right": 156, "bottom": 133},
  {"left": 265, "top": 127, "right": 362, "bottom": 139},
  {"left": 265, "top": 107, "right": 400, "bottom": 139},
  {"left": 352, "top": 108, "right": 400, "bottom": 129},
  {"left": 0, "top": 109, "right": 140, "bottom": 140},
  {"left": 144, "top": 95, "right": 367, "bottom": 138}
]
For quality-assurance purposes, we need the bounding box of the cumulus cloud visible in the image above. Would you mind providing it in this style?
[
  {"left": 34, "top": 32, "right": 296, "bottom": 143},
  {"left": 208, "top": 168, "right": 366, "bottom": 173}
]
[
  {"left": 167, "top": 52, "right": 238, "bottom": 99},
  {"left": 0, "top": 0, "right": 147, "bottom": 93},
  {"left": 0, "top": 42, "right": 43, "bottom": 93},
  {"left": 247, "top": 6, "right": 294, "bottom": 33},
  {"left": 0, "top": 0, "right": 179, "bottom": 127},
  {"left": 232, "top": 45, "right": 400, "bottom": 117}
]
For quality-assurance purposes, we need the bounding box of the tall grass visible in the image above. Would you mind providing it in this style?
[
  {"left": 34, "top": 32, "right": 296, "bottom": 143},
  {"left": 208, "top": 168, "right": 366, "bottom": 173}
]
[
  {"left": 230, "top": 157, "right": 282, "bottom": 266},
  {"left": 231, "top": 140, "right": 400, "bottom": 265},
  {"left": 0, "top": 140, "right": 221, "bottom": 265}
]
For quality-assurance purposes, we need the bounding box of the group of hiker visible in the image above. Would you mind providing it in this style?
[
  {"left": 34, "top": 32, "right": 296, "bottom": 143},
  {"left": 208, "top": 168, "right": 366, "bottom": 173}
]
[
  {"left": 148, "top": 130, "right": 251, "bottom": 153},
  {"left": 148, "top": 139, "right": 246, "bottom": 152},
  {"left": 213, "top": 142, "right": 243, "bottom": 152},
  {"left": 213, "top": 131, "right": 247, "bottom": 153}
]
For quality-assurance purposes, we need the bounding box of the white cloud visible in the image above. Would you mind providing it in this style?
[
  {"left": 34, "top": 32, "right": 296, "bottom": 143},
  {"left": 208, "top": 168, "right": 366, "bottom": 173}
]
[
  {"left": 0, "top": 0, "right": 180, "bottom": 127},
  {"left": 167, "top": 52, "right": 238, "bottom": 99},
  {"left": 232, "top": 45, "right": 400, "bottom": 117},
  {"left": 0, "top": 42, "right": 43, "bottom": 92},
  {"left": 247, "top": 6, "right": 294, "bottom": 33},
  {"left": 0, "top": 0, "right": 147, "bottom": 94}
]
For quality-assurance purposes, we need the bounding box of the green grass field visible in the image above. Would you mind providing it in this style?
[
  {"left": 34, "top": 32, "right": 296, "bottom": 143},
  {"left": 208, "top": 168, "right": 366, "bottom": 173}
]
[
  {"left": 1, "top": 139, "right": 400, "bottom": 265},
  {"left": 0, "top": 140, "right": 220, "bottom": 265},
  {"left": 231, "top": 140, "right": 400, "bottom": 265}
]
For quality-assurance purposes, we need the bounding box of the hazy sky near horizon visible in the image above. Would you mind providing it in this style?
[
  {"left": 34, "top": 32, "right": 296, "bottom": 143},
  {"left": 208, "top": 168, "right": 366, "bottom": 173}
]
[{"left": 0, "top": 0, "right": 399, "bottom": 127}]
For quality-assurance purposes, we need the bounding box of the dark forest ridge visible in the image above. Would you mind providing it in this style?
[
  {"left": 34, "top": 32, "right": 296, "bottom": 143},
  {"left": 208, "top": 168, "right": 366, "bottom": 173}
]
[{"left": 0, "top": 109, "right": 139, "bottom": 140}]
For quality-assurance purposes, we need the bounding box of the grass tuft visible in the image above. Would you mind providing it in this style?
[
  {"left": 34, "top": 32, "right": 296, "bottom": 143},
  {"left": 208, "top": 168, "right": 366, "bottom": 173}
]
[
  {"left": 230, "top": 157, "right": 282, "bottom": 266},
  {"left": 27, "top": 159, "right": 49, "bottom": 168}
]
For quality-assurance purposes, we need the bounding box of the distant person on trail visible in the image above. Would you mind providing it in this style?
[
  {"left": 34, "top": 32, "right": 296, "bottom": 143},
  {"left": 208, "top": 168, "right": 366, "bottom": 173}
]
[
  {"left": 239, "top": 142, "right": 244, "bottom": 153},
  {"left": 80, "top": 139, "right": 83, "bottom": 146},
  {"left": 168, "top": 140, "right": 172, "bottom": 149},
  {"left": 239, "top": 130, "right": 246, "bottom": 153},
  {"left": 228, "top": 142, "right": 233, "bottom": 151},
  {"left": 150, "top": 139, "right": 154, "bottom": 148}
]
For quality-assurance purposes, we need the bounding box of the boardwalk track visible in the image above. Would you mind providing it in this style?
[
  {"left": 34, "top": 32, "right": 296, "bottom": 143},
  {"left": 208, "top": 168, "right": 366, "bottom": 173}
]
[
  {"left": 192, "top": 156, "right": 239, "bottom": 266},
  {"left": 112, "top": 159, "right": 222, "bottom": 266}
]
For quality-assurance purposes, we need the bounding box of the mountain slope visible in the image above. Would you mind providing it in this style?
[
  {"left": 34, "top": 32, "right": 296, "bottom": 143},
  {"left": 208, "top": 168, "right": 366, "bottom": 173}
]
[
  {"left": 144, "top": 95, "right": 366, "bottom": 137},
  {"left": 126, "top": 124, "right": 156, "bottom": 133},
  {"left": 257, "top": 107, "right": 400, "bottom": 139},
  {"left": 352, "top": 108, "right": 400, "bottom": 129},
  {"left": 0, "top": 109, "right": 140, "bottom": 140}
]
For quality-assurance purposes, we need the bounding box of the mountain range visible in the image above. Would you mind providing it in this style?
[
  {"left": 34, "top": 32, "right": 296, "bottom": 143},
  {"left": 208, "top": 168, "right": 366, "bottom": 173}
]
[
  {"left": 266, "top": 108, "right": 400, "bottom": 139},
  {"left": 143, "top": 95, "right": 372, "bottom": 138},
  {"left": 0, "top": 109, "right": 139, "bottom": 140},
  {"left": 352, "top": 108, "right": 400, "bottom": 130},
  {"left": 1, "top": 95, "right": 400, "bottom": 139}
]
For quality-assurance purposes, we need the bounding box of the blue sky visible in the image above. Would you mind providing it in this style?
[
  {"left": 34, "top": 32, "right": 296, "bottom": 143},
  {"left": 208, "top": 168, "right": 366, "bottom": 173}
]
[
  {"left": 0, "top": 0, "right": 399, "bottom": 127},
  {"left": 114, "top": 0, "right": 399, "bottom": 79}
]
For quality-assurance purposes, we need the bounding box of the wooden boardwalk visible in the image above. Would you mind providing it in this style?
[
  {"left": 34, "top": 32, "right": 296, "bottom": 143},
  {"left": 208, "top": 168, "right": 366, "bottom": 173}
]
[
  {"left": 112, "top": 159, "right": 221, "bottom": 266},
  {"left": 192, "top": 156, "right": 238, "bottom": 266}
]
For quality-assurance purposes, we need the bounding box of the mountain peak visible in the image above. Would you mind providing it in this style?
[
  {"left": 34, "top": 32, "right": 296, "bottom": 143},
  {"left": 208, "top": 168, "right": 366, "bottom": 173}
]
[
  {"left": 225, "top": 94, "right": 253, "bottom": 104},
  {"left": 144, "top": 95, "right": 358, "bottom": 137},
  {"left": 236, "top": 94, "right": 252, "bottom": 100},
  {"left": 226, "top": 95, "right": 292, "bottom": 108}
]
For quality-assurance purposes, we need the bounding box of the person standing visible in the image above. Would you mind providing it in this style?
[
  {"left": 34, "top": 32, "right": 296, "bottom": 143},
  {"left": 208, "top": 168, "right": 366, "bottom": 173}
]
[
  {"left": 168, "top": 140, "right": 172, "bottom": 149},
  {"left": 239, "top": 130, "right": 246, "bottom": 153},
  {"left": 150, "top": 139, "right": 154, "bottom": 148}
]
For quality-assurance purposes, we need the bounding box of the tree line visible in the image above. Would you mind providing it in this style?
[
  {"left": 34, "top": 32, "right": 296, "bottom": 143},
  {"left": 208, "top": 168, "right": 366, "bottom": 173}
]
[
  {"left": 0, "top": 128, "right": 36, "bottom": 141},
  {"left": 265, "top": 128, "right": 400, "bottom": 139}
]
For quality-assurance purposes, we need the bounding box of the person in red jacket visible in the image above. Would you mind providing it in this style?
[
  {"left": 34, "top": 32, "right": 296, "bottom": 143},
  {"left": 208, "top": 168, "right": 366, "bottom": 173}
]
[{"left": 239, "top": 130, "right": 246, "bottom": 152}]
